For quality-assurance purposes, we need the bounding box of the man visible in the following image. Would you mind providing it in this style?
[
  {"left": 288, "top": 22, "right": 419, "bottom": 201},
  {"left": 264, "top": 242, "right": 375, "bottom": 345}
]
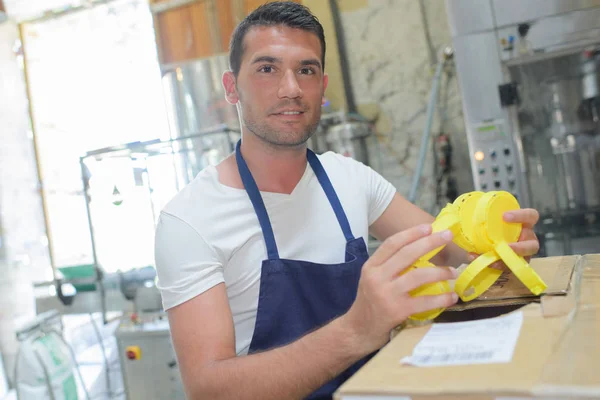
[{"left": 154, "top": 2, "right": 540, "bottom": 399}]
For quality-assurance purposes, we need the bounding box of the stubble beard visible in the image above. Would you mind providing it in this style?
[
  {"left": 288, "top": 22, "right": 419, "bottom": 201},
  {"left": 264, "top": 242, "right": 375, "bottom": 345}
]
[{"left": 238, "top": 94, "right": 321, "bottom": 148}]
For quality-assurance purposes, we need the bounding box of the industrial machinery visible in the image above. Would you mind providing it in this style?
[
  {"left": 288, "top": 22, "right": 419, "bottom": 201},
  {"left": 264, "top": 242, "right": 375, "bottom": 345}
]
[
  {"left": 115, "top": 312, "right": 184, "bottom": 400},
  {"left": 446, "top": 0, "right": 600, "bottom": 256},
  {"left": 67, "top": 127, "right": 239, "bottom": 321},
  {"left": 161, "top": 55, "right": 240, "bottom": 139},
  {"left": 310, "top": 110, "right": 373, "bottom": 166}
]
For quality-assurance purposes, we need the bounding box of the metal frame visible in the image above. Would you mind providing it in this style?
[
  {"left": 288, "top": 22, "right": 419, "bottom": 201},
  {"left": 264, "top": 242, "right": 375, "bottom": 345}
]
[{"left": 79, "top": 125, "right": 238, "bottom": 324}]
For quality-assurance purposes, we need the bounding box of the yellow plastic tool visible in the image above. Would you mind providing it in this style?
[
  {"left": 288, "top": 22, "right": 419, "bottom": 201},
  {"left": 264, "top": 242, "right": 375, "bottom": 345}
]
[
  {"left": 405, "top": 190, "right": 547, "bottom": 320},
  {"left": 405, "top": 205, "right": 459, "bottom": 321},
  {"left": 403, "top": 260, "right": 453, "bottom": 321},
  {"left": 453, "top": 191, "right": 547, "bottom": 301}
]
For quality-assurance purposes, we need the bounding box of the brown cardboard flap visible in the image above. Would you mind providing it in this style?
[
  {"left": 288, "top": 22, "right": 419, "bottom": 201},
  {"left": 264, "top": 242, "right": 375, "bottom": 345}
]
[
  {"left": 447, "top": 255, "right": 578, "bottom": 312},
  {"left": 537, "top": 254, "right": 600, "bottom": 396}
]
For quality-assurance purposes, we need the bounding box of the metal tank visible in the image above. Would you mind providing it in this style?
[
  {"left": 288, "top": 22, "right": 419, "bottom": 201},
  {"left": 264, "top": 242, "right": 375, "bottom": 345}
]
[{"left": 161, "top": 54, "right": 240, "bottom": 185}]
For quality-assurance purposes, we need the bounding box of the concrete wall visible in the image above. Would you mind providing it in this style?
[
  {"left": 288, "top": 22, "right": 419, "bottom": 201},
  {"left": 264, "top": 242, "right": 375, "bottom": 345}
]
[{"left": 336, "top": 0, "right": 473, "bottom": 211}]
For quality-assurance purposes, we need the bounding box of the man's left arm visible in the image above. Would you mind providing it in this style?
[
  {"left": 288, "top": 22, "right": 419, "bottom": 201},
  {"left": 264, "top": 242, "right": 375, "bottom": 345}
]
[{"left": 369, "top": 193, "right": 541, "bottom": 267}]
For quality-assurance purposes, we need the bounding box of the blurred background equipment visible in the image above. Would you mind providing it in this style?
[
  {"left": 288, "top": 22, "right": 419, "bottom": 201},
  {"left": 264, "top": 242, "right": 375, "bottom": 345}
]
[
  {"left": 14, "top": 311, "right": 86, "bottom": 400},
  {"left": 309, "top": 110, "right": 373, "bottom": 166},
  {"left": 409, "top": 46, "right": 455, "bottom": 204},
  {"left": 0, "top": 1, "right": 7, "bottom": 24},
  {"left": 446, "top": 0, "right": 600, "bottom": 257},
  {"left": 115, "top": 312, "right": 184, "bottom": 400}
]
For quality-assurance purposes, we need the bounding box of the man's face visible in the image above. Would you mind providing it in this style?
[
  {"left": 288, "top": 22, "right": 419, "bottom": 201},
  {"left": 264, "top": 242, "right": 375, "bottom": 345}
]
[{"left": 223, "top": 25, "right": 328, "bottom": 147}]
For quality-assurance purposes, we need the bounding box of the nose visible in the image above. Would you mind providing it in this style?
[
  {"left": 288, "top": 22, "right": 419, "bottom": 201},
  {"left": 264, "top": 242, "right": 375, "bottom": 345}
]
[{"left": 278, "top": 69, "right": 303, "bottom": 99}]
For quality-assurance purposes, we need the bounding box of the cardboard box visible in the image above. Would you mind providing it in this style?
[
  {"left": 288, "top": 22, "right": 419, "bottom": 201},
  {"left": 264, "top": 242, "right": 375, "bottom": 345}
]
[{"left": 335, "top": 254, "right": 600, "bottom": 400}]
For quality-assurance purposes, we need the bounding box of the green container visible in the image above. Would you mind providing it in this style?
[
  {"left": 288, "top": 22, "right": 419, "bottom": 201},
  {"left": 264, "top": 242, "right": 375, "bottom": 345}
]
[{"left": 57, "top": 264, "right": 97, "bottom": 292}]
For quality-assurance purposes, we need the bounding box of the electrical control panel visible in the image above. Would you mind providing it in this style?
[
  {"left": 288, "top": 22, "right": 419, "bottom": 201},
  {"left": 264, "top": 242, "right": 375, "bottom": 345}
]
[{"left": 469, "top": 120, "right": 523, "bottom": 201}]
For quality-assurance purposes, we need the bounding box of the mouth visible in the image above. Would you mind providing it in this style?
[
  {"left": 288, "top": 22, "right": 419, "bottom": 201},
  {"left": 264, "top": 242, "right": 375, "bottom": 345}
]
[
  {"left": 271, "top": 110, "right": 305, "bottom": 120},
  {"left": 278, "top": 111, "right": 303, "bottom": 115}
]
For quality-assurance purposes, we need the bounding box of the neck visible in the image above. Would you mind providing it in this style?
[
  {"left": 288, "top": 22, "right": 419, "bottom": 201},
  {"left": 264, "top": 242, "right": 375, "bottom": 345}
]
[{"left": 239, "top": 132, "right": 308, "bottom": 194}]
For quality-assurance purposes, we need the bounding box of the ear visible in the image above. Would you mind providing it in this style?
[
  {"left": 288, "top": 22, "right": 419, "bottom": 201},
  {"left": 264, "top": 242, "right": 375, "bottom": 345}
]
[
  {"left": 321, "top": 73, "right": 329, "bottom": 106},
  {"left": 222, "top": 71, "right": 239, "bottom": 105}
]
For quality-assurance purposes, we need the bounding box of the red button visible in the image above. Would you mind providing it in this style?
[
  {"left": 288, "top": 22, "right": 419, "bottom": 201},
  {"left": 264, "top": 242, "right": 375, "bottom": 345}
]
[{"left": 125, "top": 346, "right": 141, "bottom": 360}]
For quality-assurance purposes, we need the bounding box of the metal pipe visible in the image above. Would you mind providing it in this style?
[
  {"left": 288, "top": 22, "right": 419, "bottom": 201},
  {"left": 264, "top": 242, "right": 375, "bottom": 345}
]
[
  {"left": 80, "top": 156, "right": 107, "bottom": 324},
  {"left": 328, "top": 0, "right": 357, "bottom": 113},
  {"left": 418, "top": 0, "right": 437, "bottom": 66},
  {"left": 408, "top": 48, "right": 452, "bottom": 204},
  {"left": 18, "top": 23, "right": 58, "bottom": 281}
]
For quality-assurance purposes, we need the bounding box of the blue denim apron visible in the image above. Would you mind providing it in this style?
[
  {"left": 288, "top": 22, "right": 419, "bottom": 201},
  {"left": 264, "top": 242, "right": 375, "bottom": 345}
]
[{"left": 236, "top": 141, "right": 372, "bottom": 399}]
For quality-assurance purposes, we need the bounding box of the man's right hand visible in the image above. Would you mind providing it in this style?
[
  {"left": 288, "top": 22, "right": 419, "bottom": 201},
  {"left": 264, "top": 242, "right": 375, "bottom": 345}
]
[{"left": 342, "top": 224, "right": 458, "bottom": 353}]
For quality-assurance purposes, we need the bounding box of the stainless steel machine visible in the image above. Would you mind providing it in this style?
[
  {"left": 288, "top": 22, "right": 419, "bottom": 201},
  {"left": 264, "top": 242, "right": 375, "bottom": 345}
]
[
  {"left": 115, "top": 312, "right": 184, "bottom": 400},
  {"left": 446, "top": 0, "right": 600, "bottom": 256}
]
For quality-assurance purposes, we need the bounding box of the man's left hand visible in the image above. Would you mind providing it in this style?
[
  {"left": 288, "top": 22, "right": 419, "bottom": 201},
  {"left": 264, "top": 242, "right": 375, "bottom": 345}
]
[
  {"left": 503, "top": 208, "right": 540, "bottom": 262},
  {"left": 466, "top": 208, "right": 540, "bottom": 267}
]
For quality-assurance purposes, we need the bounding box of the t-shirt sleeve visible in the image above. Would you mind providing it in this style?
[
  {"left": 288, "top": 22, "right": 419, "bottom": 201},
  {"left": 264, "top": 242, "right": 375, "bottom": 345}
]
[
  {"left": 154, "top": 211, "right": 224, "bottom": 310},
  {"left": 363, "top": 163, "right": 397, "bottom": 225},
  {"left": 329, "top": 152, "right": 397, "bottom": 225}
]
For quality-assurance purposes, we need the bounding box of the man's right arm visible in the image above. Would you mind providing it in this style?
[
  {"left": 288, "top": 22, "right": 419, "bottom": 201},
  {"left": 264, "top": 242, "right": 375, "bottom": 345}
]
[
  {"left": 168, "top": 283, "right": 365, "bottom": 399},
  {"left": 166, "top": 224, "right": 458, "bottom": 400}
]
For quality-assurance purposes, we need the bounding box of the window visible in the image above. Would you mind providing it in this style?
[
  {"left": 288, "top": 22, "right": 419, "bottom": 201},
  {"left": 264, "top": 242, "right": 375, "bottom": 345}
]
[{"left": 22, "top": 0, "right": 170, "bottom": 274}]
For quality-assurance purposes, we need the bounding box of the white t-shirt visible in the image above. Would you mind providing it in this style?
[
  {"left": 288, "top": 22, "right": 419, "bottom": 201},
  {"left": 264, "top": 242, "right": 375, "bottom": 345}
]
[{"left": 154, "top": 151, "right": 396, "bottom": 355}]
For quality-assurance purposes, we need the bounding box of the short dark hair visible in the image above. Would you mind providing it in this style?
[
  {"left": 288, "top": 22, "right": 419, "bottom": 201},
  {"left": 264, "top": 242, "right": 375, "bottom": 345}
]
[{"left": 229, "top": 1, "right": 326, "bottom": 77}]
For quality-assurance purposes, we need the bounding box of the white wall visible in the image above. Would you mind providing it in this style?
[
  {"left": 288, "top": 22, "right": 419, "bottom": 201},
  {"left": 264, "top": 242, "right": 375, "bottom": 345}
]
[{"left": 0, "top": 20, "right": 44, "bottom": 383}]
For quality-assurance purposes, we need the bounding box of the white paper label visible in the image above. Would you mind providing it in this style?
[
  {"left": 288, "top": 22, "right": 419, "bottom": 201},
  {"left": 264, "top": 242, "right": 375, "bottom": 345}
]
[{"left": 401, "top": 311, "right": 523, "bottom": 367}]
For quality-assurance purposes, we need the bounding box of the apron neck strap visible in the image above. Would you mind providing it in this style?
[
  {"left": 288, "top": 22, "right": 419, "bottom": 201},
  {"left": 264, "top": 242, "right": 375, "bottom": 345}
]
[
  {"left": 236, "top": 140, "right": 280, "bottom": 260},
  {"left": 235, "top": 140, "right": 356, "bottom": 260},
  {"left": 306, "top": 149, "right": 355, "bottom": 242}
]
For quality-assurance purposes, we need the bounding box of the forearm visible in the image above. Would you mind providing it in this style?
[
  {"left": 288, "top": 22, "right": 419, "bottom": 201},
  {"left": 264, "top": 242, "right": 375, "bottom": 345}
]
[{"left": 187, "top": 316, "right": 366, "bottom": 400}]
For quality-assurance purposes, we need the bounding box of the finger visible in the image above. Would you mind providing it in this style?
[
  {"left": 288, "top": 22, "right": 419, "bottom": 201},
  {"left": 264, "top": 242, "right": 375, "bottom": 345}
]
[
  {"left": 383, "top": 230, "right": 454, "bottom": 277},
  {"left": 368, "top": 224, "right": 432, "bottom": 267},
  {"left": 397, "top": 266, "right": 458, "bottom": 293},
  {"left": 503, "top": 209, "right": 539, "bottom": 228},
  {"left": 509, "top": 240, "right": 540, "bottom": 257},
  {"left": 406, "top": 292, "right": 459, "bottom": 316},
  {"left": 518, "top": 228, "right": 537, "bottom": 242},
  {"left": 489, "top": 260, "right": 507, "bottom": 271}
]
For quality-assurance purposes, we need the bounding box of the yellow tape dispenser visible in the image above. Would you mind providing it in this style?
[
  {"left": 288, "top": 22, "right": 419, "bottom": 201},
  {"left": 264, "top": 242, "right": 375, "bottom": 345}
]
[{"left": 404, "top": 190, "right": 547, "bottom": 321}]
